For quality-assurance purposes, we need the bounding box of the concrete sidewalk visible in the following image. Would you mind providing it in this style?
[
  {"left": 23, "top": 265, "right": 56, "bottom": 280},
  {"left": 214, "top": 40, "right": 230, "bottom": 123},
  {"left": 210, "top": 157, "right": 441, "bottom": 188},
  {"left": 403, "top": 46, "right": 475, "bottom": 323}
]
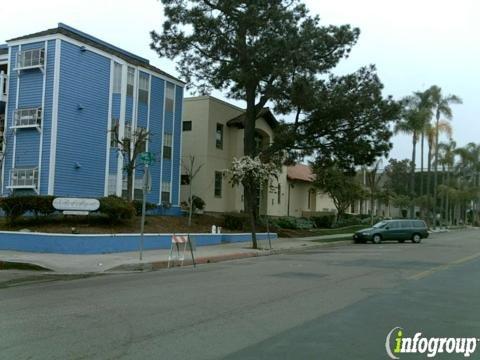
[{"left": 0, "top": 233, "right": 351, "bottom": 274}]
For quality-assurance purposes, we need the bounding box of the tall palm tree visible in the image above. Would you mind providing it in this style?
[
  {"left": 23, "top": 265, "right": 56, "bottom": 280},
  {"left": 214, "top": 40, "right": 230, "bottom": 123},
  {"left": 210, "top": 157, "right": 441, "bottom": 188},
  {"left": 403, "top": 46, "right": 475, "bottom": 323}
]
[
  {"left": 438, "top": 139, "right": 456, "bottom": 225},
  {"left": 414, "top": 90, "right": 434, "bottom": 198},
  {"left": 394, "top": 95, "right": 431, "bottom": 218},
  {"left": 425, "top": 121, "right": 452, "bottom": 225},
  {"left": 455, "top": 142, "right": 480, "bottom": 224},
  {"left": 429, "top": 86, "right": 462, "bottom": 227}
]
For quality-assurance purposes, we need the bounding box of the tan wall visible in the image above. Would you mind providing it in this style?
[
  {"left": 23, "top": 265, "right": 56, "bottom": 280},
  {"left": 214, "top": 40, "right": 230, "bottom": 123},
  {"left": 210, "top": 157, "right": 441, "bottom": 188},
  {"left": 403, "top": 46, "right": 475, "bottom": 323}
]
[{"left": 181, "top": 96, "right": 339, "bottom": 218}]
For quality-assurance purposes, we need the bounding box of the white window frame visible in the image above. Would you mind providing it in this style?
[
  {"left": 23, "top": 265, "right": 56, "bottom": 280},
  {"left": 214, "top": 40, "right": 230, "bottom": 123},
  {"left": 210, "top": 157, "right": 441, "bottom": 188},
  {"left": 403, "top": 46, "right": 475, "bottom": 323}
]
[{"left": 16, "top": 48, "right": 45, "bottom": 70}]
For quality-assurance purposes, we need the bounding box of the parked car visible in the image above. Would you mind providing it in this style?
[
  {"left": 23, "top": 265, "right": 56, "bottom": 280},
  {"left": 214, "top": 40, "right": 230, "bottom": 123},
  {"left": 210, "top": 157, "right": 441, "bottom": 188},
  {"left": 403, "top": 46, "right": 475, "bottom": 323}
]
[{"left": 353, "top": 219, "right": 429, "bottom": 244}]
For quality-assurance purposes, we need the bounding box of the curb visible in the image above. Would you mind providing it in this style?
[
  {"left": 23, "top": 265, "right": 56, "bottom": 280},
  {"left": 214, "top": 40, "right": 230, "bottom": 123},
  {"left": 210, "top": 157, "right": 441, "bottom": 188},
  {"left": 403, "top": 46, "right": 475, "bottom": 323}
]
[{"left": 107, "top": 239, "right": 353, "bottom": 272}]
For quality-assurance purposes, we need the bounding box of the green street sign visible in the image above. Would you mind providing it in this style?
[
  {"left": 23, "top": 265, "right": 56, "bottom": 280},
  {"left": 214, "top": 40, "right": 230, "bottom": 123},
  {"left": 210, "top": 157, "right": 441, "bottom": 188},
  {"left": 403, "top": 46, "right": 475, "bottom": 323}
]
[{"left": 140, "top": 152, "right": 155, "bottom": 165}]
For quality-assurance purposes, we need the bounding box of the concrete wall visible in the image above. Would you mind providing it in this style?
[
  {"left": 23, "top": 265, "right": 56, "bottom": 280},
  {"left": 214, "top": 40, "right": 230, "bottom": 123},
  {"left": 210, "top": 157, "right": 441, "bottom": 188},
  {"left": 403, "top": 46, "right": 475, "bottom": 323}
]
[{"left": 0, "top": 231, "right": 277, "bottom": 254}]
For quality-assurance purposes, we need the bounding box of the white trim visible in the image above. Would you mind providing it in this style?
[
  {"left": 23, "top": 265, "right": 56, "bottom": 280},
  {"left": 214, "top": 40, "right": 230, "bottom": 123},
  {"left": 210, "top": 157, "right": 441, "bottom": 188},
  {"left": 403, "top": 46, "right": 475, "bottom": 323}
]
[
  {"left": 170, "top": 84, "right": 175, "bottom": 204},
  {"left": 1, "top": 47, "right": 12, "bottom": 194},
  {"left": 177, "top": 87, "right": 183, "bottom": 207},
  {"left": 8, "top": 34, "right": 185, "bottom": 88},
  {"left": 12, "top": 45, "right": 21, "bottom": 170},
  {"left": 47, "top": 39, "right": 61, "bottom": 195},
  {"left": 116, "top": 64, "right": 128, "bottom": 196},
  {"left": 37, "top": 40, "right": 48, "bottom": 194},
  {"left": 158, "top": 80, "right": 166, "bottom": 205},
  {"left": 104, "top": 59, "right": 114, "bottom": 196},
  {"left": 130, "top": 67, "right": 139, "bottom": 200}
]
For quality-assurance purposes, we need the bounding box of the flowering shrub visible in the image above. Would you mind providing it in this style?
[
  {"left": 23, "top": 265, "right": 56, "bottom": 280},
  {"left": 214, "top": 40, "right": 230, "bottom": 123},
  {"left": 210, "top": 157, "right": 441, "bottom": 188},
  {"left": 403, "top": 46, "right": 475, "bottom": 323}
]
[{"left": 226, "top": 156, "right": 279, "bottom": 188}]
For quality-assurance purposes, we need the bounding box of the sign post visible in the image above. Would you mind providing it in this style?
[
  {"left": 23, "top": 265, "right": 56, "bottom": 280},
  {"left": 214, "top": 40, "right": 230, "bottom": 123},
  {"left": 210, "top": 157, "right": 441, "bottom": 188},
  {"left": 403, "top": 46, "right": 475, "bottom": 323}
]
[{"left": 139, "top": 152, "right": 155, "bottom": 261}]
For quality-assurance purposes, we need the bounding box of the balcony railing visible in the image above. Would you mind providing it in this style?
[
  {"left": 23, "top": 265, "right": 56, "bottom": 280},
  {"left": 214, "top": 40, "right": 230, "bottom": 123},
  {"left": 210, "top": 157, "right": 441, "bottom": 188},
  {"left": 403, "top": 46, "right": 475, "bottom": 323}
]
[
  {"left": 0, "top": 71, "right": 6, "bottom": 102},
  {"left": 13, "top": 108, "right": 42, "bottom": 128},
  {"left": 9, "top": 168, "right": 39, "bottom": 189},
  {"left": 16, "top": 48, "right": 45, "bottom": 71}
]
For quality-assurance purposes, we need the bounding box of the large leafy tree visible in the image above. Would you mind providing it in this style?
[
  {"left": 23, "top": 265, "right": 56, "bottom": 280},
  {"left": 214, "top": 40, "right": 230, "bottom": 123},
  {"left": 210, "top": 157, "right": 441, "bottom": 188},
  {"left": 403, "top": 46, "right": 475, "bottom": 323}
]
[
  {"left": 151, "top": 0, "right": 359, "bottom": 248},
  {"left": 272, "top": 66, "right": 401, "bottom": 169},
  {"left": 312, "top": 165, "right": 365, "bottom": 221}
]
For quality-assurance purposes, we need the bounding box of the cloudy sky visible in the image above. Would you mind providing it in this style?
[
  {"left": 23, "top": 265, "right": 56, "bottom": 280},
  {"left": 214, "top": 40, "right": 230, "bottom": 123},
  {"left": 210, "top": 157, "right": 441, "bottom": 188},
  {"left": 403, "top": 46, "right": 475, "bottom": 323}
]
[{"left": 2, "top": 0, "right": 478, "bottom": 163}]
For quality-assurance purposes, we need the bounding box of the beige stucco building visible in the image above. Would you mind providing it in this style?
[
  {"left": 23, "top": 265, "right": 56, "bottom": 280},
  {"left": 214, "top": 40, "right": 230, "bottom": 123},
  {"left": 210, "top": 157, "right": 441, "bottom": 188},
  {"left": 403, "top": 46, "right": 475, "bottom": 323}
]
[{"left": 180, "top": 96, "right": 337, "bottom": 217}]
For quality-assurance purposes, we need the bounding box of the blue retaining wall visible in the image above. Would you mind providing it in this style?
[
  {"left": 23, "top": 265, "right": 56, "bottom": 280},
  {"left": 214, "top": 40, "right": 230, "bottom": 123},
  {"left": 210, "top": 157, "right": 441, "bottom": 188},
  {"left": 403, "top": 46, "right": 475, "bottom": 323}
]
[{"left": 0, "top": 232, "right": 277, "bottom": 254}]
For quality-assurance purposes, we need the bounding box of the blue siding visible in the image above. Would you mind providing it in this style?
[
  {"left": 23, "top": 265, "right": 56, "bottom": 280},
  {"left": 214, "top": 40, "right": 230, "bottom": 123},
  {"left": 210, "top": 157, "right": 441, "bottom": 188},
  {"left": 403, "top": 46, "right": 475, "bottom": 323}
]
[
  {"left": 126, "top": 96, "right": 133, "bottom": 121},
  {"left": 172, "top": 85, "right": 183, "bottom": 205},
  {"left": 54, "top": 40, "right": 110, "bottom": 196},
  {"left": 40, "top": 40, "right": 56, "bottom": 194},
  {"left": 147, "top": 76, "right": 164, "bottom": 204},
  {"left": 15, "top": 129, "right": 40, "bottom": 167}
]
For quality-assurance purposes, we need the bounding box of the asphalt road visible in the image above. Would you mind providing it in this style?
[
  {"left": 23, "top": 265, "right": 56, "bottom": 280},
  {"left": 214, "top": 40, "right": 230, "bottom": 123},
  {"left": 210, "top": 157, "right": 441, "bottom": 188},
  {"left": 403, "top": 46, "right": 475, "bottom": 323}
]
[{"left": 1, "top": 230, "right": 479, "bottom": 359}]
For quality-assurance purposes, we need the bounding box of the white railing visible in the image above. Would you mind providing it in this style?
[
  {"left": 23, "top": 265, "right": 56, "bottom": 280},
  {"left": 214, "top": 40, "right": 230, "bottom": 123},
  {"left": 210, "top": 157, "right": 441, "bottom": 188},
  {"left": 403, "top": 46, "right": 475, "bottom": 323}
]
[
  {"left": 9, "top": 168, "right": 38, "bottom": 189},
  {"left": 13, "top": 108, "right": 42, "bottom": 128},
  {"left": 16, "top": 48, "right": 45, "bottom": 70},
  {"left": 0, "top": 70, "right": 6, "bottom": 102}
]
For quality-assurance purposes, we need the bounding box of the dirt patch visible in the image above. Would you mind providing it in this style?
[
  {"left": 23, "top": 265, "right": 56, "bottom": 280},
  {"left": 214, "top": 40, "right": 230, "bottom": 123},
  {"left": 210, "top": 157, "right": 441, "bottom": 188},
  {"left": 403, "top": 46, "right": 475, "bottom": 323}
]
[{"left": 0, "top": 214, "right": 232, "bottom": 234}]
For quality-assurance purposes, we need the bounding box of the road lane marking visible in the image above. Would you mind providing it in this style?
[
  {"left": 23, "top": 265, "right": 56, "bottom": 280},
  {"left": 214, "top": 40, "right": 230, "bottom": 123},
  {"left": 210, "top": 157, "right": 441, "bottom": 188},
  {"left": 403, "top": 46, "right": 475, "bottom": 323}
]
[{"left": 408, "top": 252, "right": 480, "bottom": 281}]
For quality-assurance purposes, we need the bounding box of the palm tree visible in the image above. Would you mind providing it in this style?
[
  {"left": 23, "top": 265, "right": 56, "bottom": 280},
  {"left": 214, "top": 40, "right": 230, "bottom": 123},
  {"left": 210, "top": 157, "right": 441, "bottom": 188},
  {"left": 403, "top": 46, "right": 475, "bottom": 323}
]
[
  {"left": 414, "top": 90, "right": 434, "bottom": 198},
  {"left": 438, "top": 140, "right": 456, "bottom": 225},
  {"left": 429, "top": 86, "right": 462, "bottom": 227},
  {"left": 425, "top": 121, "right": 452, "bottom": 225},
  {"left": 394, "top": 95, "right": 431, "bottom": 218},
  {"left": 455, "top": 142, "right": 480, "bottom": 224}
]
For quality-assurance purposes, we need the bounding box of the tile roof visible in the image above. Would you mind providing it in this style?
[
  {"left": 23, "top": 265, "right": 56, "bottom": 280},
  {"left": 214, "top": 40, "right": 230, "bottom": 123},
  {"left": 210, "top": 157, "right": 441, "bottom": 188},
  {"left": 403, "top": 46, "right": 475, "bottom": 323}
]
[
  {"left": 287, "top": 164, "right": 315, "bottom": 183},
  {"left": 226, "top": 107, "right": 278, "bottom": 129}
]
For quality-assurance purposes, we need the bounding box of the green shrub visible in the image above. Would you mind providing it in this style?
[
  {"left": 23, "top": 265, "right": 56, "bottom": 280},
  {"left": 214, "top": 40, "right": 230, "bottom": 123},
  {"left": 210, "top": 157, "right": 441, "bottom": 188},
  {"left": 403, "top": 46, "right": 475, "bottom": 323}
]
[
  {"left": 0, "top": 195, "right": 56, "bottom": 224},
  {"left": 99, "top": 196, "right": 135, "bottom": 223},
  {"left": 131, "top": 200, "right": 157, "bottom": 216},
  {"left": 310, "top": 215, "right": 336, "bottom": 229},
  {"left": 0, "top": 196, "right": 29, "bottom": 224},
  {"left": 273, "top": 217, "right": 314, "bottom": 230},
  {"left": 332, "top": 215, "right": 363, "bottom": 228},
  {"left": 30, "top": 196, "right": 56, "bottom": 217},
  {"left": 191, "top": 195, "right": 205, "bottom": 211},
  {"left": 223, "top": 213, "right": 248, "bottom": 230}
]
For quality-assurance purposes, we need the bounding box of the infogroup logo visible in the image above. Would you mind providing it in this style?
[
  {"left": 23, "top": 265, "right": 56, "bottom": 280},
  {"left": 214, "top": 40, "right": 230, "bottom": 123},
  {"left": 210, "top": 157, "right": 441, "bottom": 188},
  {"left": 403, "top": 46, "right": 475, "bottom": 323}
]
[{"left": 385, "top": 327, "right": 479, "bottom": 359}]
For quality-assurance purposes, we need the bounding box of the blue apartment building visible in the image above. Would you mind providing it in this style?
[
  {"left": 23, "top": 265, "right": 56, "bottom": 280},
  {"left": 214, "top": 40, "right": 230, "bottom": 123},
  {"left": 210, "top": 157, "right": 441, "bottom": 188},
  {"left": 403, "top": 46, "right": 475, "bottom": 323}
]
[{"left": 0, "top": 24, "right": 184, "bottom": 215}]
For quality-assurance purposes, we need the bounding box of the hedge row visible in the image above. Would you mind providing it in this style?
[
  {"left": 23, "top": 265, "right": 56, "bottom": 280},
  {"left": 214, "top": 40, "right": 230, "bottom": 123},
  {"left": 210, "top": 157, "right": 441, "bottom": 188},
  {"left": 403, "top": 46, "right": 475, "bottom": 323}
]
[{"left": 0, "top": 195, "right": 157, "bottom": 224}]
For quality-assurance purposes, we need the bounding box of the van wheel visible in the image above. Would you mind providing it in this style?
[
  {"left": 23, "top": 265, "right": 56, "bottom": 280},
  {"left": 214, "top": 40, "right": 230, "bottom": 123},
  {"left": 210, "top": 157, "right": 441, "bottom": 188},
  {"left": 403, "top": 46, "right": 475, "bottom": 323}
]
[
  {"left": 412, "top": 234, "right": 422, "bottom": 243},
  {"left": 372, "top": 234, "right": 382, "bottom": 244}
]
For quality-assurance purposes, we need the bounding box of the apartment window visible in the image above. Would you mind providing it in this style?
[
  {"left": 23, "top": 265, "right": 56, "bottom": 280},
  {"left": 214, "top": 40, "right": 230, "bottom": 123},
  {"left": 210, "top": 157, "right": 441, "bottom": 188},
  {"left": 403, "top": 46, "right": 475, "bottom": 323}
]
[
  {"left": 181, "top": 175, "right": 190, "bottom": 185},
  {"left": 10, "top": 168, "right": 38, "bottom": 188},
  {"left": 163, "top": 133, "right": 172, "bottom": 159},
  {"left": 214, "top": 171, "right": 222, "bottom": 198},
  {"left": 14, "top": 108, "right": 42, "bottom": 128},
  {"left": 127, "top": 67, "right": 135, "bottom": 97},
  {"left": 110, "top": 118, "right": 119, "bottom": 147},
  {"left": 165, "top": 83, "right": 175, "bottom": 112},
  {"left": 216, "top": 123, "right": 223, "bottom": 149},
  {"left": 113, "top": 63, "right": 122, "bottom": 93},
  {"left": 138, "top": 72, "right": 149, "bottom": 104},
  {"left": 277, "top": 184, "right": 281, "bottom": 204},
  {"left": 17, "top": 48, "right": 45, "bottom": 69},
  {"left": 182, "top": 121, "right": 192, "bottom": 131},
  {"left": 161, "top": 182, "right": 171, "bottom": 203}
]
